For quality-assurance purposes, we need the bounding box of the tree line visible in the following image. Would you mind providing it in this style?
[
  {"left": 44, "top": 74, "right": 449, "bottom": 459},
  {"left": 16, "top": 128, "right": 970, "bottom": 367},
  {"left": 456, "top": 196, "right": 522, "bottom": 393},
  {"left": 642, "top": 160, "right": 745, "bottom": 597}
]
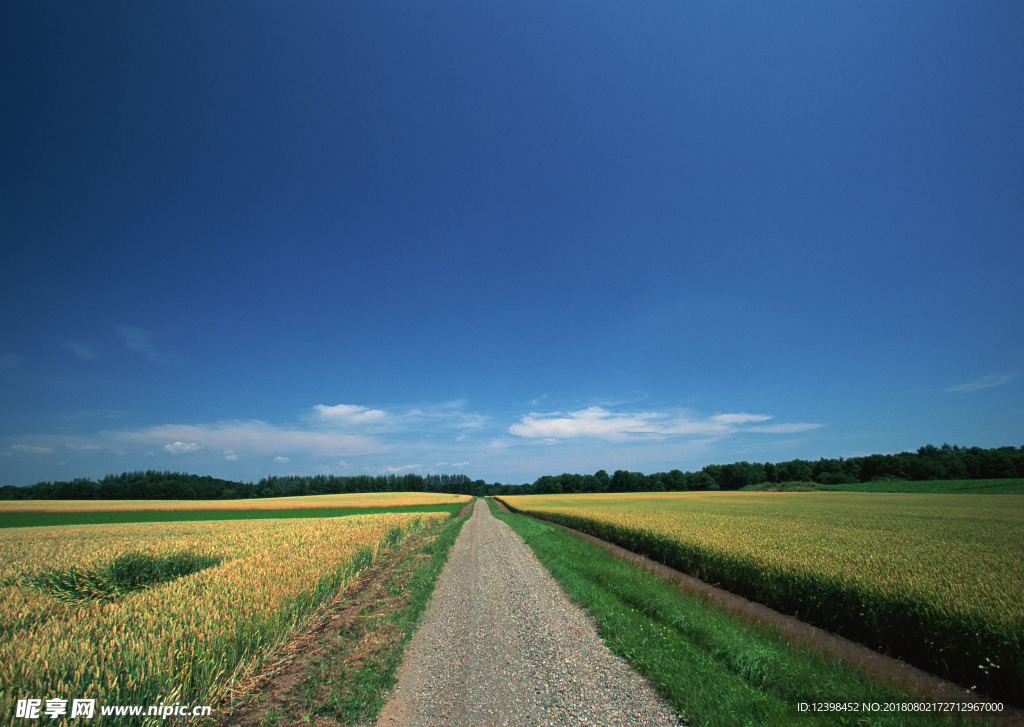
[
  {"left": 0, "top": 471, "right": 487, "bottom": 501},
  {"left": 2, "top": 444, "right": 1021, "bottom": 501},
  {"left": 505, "top": 444, "right": 1024, "bottom": 495}
]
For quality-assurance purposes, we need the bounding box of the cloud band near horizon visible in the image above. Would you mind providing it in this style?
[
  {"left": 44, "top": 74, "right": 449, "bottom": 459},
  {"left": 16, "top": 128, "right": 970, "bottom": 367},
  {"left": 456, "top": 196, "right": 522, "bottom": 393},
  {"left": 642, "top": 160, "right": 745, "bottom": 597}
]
[{"left": 4, "top": 401, "right": 821, "bottom": 475}]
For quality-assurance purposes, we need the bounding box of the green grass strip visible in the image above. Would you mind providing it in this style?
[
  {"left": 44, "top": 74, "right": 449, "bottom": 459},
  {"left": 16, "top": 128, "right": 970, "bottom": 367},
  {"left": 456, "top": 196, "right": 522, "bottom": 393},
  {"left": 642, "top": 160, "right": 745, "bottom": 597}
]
[
  {"left": 302, "top": 504, "right": 472, "bottom": 725},
  {"left": 487, "top": 499, "right": 964, "bottom": 727},
  {"left": 0, "top": 502, "right": 464, "bottom": 529}
]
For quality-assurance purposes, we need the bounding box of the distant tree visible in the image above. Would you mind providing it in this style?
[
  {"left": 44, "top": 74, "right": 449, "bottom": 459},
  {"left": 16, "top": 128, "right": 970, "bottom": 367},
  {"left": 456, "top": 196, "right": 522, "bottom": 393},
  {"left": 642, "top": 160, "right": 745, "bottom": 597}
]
[
  {"left": 533, "top": 475, "right": 563, "bottom": 494},
  {"left": 5, "top": 443, "right": 1023, "bottom": 502},
  {"left": 812, "top": 458, "right": 857, "bottom": 485},
  {"left": 907, "top": 456, "right": 946, "bottom": 481},
  {"left": 777, "top": 458, "right": 813, "bottom": 482},
  {"left": 610, "top": 469, "right": 639, "bottom": 492},
  {"left": 701, "top": 464, "right": 725, "bottom": 489},
  {"left": 718, "top": 461, "right": 765, "bottom": 489},
  {"left": 687, "top": 471, "right": 718, "bottom": 490},
  {"left": 840, "top": 458, "right": 862, "bottom": 483},
  {"left": 666, "top": 469, "right": 686, "bottom": 490}
]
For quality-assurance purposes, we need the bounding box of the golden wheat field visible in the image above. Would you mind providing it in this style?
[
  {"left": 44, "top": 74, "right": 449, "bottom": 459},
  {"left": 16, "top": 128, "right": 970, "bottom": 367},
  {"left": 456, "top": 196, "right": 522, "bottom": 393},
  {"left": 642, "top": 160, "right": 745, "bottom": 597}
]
[
  {"left": 501, "top": 491, "right": 1024, "bottom": 700},
  {"left": 0, "top": 511, "right": 447, "bottom": 723},
  {"left": 0, "top": 491, "right": 471, "bottom": 513},
  {"left": 502, "top": 491, "right": 1024, "bottom": 628}
]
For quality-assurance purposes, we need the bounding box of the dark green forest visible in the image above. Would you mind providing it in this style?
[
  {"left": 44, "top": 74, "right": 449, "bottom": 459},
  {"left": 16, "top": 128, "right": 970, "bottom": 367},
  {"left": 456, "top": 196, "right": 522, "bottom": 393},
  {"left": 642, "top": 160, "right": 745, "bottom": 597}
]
[
  {"left": 0, "top": 472, "right": 480, "bottom": 501},
  {"left": 519, "top": 444, "right": 1024, "bottom": 495},
  {"left": 2, "top": 444, "right": 1022, "bottom": 501}
]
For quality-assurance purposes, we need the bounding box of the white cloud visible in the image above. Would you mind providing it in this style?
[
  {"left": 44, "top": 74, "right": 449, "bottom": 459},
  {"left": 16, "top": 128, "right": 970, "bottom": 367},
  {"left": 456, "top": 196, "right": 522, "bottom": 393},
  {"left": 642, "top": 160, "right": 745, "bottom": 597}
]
[
  {"left": 509, "top": 406, "right": 818, "bottom": 442},
  {"left": 115, "top": 325, "right": 174, "bottom": 363},
  {"left": 115, "top": 325, "right": 155, "bottom": 352},
  {"left": 10, "top": 444, "right": 55, "bottom": 454},
  {"left": 122, "top": 420, "right": 384, "bottom": 458},
  {"left": 163, "top": 441, "right": 203, "bottom": 454},
  {"left": 312, "top": 401, "right": 488, "bottom": 434},
  {"left": 63, "top": 341, "right": 100, "bottom": 361},
  {"left": 5, "top": 402, "right": 476, "bottom": 472},
  {"left": 314, "top": 404, "right": 389, "bottom": 425},
  {"left": 746, "top": 422, "right": 823, "bottom": 434},
  {"left": 411, "top": 401, "right": 489, "bottom": 430},
  {"left": 709, "top": 413, "right": 773, "bottom": 425},
  {"left": 3, "top": 398, "right": 825, "bottom": 484},
  {"left": 510, "top": 407, "right": 663, "bottom": 441},
  {"left": 945, "top": 373, "right": 1017, "bottom": 394},
  {"left": 659, "top": 418, "right": 752, "bottom": 436}
]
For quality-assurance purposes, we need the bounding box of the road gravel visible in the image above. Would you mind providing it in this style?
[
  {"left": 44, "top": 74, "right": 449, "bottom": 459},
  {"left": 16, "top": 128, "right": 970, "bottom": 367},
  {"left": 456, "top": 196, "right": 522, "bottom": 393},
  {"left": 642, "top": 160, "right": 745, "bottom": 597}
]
[{"left": 375, "top": 499, "right": 680, "bottom": 727}]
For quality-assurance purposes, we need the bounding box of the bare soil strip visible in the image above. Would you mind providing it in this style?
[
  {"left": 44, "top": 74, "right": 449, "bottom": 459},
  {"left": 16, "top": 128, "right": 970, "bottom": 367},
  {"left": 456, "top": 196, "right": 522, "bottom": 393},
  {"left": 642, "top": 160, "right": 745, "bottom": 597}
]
[
  {"left": 213, "top": 520, "right": 454, "bottom": 727},
  {"left": 492, "top": 498, "right": 1024, "bottom": 727},
  {"left": 375, "top": 499, "right": 680, "bottom": 727}
]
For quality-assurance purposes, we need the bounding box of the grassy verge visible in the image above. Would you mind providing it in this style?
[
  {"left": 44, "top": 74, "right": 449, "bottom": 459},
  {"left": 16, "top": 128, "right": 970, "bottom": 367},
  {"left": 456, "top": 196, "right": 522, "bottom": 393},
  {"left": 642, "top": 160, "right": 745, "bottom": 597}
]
[
  {"left": 306, "top": 507, "right": 469, "bottom": 724},
  {"left": 221, "top": 502, "right": 472, "bottom": 727},
  {"left": 0, "top": 502, "right": 464, "bottom": 529},
  {"left": 487, "top": 499, "right": 970, "bottom": 727}
]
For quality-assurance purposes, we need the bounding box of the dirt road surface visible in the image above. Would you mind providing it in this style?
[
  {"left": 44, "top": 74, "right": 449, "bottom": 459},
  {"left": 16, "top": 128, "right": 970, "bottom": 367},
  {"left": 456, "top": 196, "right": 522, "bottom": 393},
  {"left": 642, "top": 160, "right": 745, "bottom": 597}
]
[{"left": 375, "top": 499, "right": 679, "bottom": 727}]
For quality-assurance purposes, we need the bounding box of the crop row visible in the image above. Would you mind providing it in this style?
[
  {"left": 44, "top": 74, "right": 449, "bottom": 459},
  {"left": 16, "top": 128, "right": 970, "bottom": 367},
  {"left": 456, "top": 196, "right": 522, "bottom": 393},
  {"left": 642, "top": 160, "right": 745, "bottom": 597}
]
[
  {"left": 500, "top": 492, "right": 1024, "bottom": 705},
  {"left": 0, "top": 512, "right": 447, "bottom": 724}
]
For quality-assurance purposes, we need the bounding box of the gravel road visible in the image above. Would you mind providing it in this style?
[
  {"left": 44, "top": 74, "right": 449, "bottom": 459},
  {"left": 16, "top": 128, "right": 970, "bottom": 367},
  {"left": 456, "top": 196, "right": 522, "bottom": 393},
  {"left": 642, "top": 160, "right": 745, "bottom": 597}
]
[{"left": 375, "top": 499, "right": 680, "bottom": 727}]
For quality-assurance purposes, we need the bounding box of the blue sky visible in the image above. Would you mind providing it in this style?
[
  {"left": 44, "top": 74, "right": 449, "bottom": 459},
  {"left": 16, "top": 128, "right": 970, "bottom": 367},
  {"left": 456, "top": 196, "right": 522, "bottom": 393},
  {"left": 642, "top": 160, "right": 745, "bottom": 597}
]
[{"left": 2, "top": 2, "right": 1022, "bottom": 487}]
